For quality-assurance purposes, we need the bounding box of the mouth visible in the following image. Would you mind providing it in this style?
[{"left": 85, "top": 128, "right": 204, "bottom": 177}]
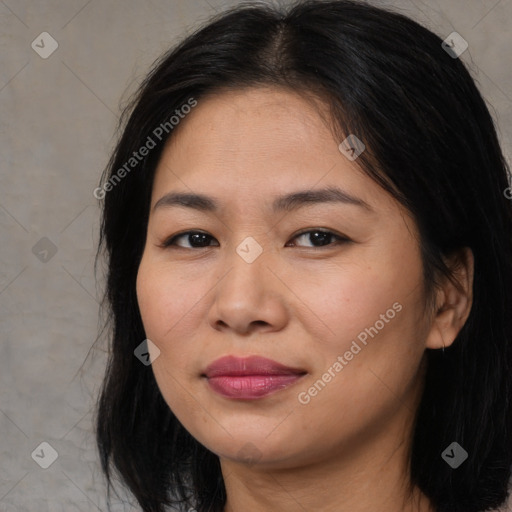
[{"left": 202, "top": 355, "right": 307, "bottom": 400}]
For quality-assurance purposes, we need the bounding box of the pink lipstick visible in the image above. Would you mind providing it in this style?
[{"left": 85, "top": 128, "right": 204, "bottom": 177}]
[{"left": 203, "top": 355, "right": 306, "bottom": 400}]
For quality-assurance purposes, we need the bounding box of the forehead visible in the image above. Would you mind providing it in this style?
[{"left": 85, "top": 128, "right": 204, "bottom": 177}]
[
  {"left": 150, "top": 87, "right": 395, "bottom": 216},
  {"left": 166, "top": 87, "right": 335, "bottom": 161}
]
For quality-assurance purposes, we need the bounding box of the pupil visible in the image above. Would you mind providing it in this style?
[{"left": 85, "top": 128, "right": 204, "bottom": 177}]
[
  {"left": 191, "top": 233, "right": 209, "bottom": 246},
  {"left": 311, "top": 231, "right": 330, "bottom": 246}
]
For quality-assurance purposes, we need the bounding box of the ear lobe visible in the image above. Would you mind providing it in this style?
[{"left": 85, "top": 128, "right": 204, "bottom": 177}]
[{"left": 425, "top": 247, "right": 474, "bottom": 350}]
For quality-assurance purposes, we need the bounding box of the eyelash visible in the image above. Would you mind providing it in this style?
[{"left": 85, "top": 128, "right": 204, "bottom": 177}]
[{"left": 159, "top": 229, "right": 350, "bottom": 250}]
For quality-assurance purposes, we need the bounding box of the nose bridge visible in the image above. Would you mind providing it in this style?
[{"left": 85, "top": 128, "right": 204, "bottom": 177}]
[
  {"left": 208, "top": 231, "right": 285, "bottom": 333},
  {"left": 224, "top": 232, "right": 270, "bottom": 294}
]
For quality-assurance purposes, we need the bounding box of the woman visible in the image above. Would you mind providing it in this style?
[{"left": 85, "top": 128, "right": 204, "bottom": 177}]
[{"left": 94, "top": 1, "right": 512, "bottom": 511}]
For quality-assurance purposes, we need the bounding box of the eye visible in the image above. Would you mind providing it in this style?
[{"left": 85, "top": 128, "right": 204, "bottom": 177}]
[
  {"left": 159, "top": 231, "right": 218, "bottom": 249},
  {"left": 159, "top": 229, "right": 349, "bottom": 250},
  {"left": 286, "top": 229, "right": 350, "bottom": 248}
]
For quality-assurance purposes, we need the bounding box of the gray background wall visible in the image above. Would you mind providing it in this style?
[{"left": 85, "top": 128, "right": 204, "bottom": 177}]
[{"left": 1, "top": 0, "right": 511, "bottom": 511}]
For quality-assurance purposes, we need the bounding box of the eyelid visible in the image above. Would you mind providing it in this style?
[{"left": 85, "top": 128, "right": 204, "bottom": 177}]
[
  {"left": 158, "top": 230, "right": 215, "bottom": 249},
  {"left": 158, "top": 228, "right": 351, "bottom": 249},
  {"left": 287, "top": 228, "right": 350, "bottom": 248}
]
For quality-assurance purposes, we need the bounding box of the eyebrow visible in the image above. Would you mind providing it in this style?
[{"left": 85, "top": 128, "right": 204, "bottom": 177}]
[{"left": 152, "top": 186, "right": 374, "bottom": 214}]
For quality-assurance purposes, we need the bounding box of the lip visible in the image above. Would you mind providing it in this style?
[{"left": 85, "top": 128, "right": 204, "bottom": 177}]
[{"left": 202, "top": 355, "right": 307, "bottom": 400}]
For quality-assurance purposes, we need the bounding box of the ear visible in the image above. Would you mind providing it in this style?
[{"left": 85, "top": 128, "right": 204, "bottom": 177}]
[{"left": 425, "top": 247, "right": 474, "bottom": 350}]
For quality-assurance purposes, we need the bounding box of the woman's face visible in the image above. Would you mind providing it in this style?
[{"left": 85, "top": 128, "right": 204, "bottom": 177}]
[{"left": 136, "top": 87, "right": 433, "bottom": 469}]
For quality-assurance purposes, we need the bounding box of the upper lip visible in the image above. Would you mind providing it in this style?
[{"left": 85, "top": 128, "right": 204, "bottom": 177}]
[{"left": 203, "top": 355, "right": 306, "bottom": 378}]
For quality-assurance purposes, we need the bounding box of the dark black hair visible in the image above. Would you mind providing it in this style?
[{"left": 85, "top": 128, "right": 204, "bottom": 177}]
[{"left": 94, "top": 1, "right": 512, "bottom": 511}]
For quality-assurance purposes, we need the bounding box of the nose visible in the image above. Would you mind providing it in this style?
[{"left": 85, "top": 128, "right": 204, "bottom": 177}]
[{"left": 207, "top": 240, "right": 289, "bottom": 336}]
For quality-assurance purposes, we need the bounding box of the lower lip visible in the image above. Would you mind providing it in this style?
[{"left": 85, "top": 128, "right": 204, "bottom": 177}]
[{"left": 205, "top": 374, "right": 304, "bottom": 399}]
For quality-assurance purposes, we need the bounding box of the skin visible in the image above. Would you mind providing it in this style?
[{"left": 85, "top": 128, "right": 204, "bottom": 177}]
[{"left": 136, "top": 87, "right": 474, "bottom": 512}]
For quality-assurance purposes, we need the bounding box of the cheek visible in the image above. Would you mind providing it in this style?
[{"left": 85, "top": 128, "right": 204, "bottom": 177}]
[
  {"left": 293, "top": 280, "right": 427, "bottom": 445},
  {"left": 135, "top": 258, "right": 198, "bottom": 413},
  {"left": 292, "top": 238, "right": 427, "bottom": 395},
  {"left": 290, "top": 252, "right": 420, "bottom": 349},
  {"left": 135, "top": 255, "right": 217, "bottom": 381},
  {"left": 137, "top": 256, "right": 195, "bottom": 338},
  {"left": 136, "top": 258, "right": 182, "bottom": 370}
]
